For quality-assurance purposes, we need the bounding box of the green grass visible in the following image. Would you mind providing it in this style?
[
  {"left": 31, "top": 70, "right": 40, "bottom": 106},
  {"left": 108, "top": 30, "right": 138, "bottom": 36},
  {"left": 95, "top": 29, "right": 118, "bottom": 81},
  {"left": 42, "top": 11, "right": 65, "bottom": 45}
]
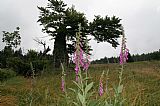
[{"left": 1, "top": 61, "right": 160, "bottom": 106}]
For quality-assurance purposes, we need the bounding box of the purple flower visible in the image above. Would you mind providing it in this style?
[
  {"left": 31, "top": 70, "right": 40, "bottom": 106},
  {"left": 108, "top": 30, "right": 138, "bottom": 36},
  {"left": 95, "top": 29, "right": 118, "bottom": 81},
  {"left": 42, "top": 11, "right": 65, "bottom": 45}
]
[
  {"left": 76, "top": 75, "right": 79, "bottom": 82},
  {"left": 73, "top": 38, "right": 91, "bottom": 80},
  {"left": 83, "top": 55, "right": 90, "bottom": 71},
  {"left": 124, "top": 48, "right": 129, "bottom": 61},
  {"left": 120, "top": 47, "right": 129, "bottom": 65},
  {"left": 120, "top": 50, "right": 124, "bottom": 65},
  {"left": 73, "top": 24, "right": 91, "bottom": 81},
  {"left": 73, "top": 45, "right": 85, "bottom": 81},
  {"left": 79, "top": 47, "right": 84, "bottom": 67},
  {"left": 99, "top": 79, "right": 103, "bottom": 96},
  {"left": 119, "top": 27, "right": 129, "bottom": 65},
  {"left": 61, "top": 77, "right": 65, "bottom": 92}
]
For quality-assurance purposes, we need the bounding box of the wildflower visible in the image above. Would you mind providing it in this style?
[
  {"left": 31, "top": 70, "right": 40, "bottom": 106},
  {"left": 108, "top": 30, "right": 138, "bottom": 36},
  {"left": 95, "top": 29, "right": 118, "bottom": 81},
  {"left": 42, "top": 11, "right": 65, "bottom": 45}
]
[
  {"left": 73, "top": 23, "right": 90, "bottom": 81},
  {"left": 83, "top": 37, "right": 91, "bottom": 71},
  {"left": 119, "top": 26, "right": 129, "bottom": 65},
  {"left": 99, "top": 71, "right": 104, "bottom": 96},
  {"left": 61, "top": 76, "right": 65, "bottom": 92},
  {"left": 83, "top": 54, "right": 90, "bottom": 71},
  {"left": 60, "top": 63, "right": 65, "bottom": 92},
  {"left": 73, "top": 41, "right": 85, "bottom": 81},
  {"left": 99, "top": 78, "right": 103, "bottom": 96},
  {"left": 120, "top": 50, "right": 124, "bottom": 65},
  {"left": 79, "top": 45, "right": 85, "bottom": 67}
]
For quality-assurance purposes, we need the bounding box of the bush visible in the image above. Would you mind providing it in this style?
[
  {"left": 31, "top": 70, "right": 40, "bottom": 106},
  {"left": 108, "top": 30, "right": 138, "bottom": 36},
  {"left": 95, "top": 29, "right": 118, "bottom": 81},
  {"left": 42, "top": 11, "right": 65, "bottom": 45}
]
[
  {"left": 6, "top": 56, "right": 50, "bottom": 77},
  {"left": 0, "top": 68, "right": 16, "bottom": 82},
  {"left": 6, "top": 57, "right": 30, "bottom": 75}
]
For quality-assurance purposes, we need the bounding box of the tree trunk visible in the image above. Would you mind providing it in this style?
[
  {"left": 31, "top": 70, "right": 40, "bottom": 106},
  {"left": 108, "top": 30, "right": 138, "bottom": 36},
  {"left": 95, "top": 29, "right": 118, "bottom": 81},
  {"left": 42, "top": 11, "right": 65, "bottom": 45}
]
[{"left": 53, "top": 34, "right": 68, "bottom": 68}]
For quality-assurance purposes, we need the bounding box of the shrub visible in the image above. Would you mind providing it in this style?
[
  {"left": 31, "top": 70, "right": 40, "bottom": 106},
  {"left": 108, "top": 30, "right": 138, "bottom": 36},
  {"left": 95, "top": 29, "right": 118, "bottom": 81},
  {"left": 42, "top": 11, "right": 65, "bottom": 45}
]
[
  {"left": 0, "top": 68, "right": 16, "bottom": 82},
  {"left": 6, "top": 57, "right": 30, "bottom": 75},
  {"left": 6, "top": 57, "right": 47, "bottom": 76}
]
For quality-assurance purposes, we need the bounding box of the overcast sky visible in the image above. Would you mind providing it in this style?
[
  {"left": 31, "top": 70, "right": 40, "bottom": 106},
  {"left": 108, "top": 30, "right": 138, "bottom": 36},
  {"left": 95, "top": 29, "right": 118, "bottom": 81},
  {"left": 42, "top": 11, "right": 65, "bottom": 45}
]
[{"left": 0, "top": 0, "right": 160, "bottom": 60}]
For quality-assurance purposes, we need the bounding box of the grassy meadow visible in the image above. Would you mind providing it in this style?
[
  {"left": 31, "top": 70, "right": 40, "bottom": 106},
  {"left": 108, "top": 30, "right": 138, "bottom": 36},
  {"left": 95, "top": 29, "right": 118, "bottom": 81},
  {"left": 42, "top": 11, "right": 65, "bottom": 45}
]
[{"left": 1, "top": 61, "right": 160, "bottom": 106}]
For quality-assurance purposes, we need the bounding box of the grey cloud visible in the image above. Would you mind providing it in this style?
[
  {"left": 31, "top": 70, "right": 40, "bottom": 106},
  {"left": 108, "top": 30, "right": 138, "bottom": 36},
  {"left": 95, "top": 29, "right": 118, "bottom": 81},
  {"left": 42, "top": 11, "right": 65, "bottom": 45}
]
[
  {"left": 0, "top": 0, "right": 160, "bottom": 60},
  {"left": 0, "top": 0, "right": 49, "bottom": 52}
]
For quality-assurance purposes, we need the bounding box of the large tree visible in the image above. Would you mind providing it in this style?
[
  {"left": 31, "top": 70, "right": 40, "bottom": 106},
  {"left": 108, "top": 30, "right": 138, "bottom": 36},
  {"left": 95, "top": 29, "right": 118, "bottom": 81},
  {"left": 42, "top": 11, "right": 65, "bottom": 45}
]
[
  {"left": 38, "top": 0, "right": 88, "bottom": 68},
  {"left": 1, "top": 27, "right": 21, "bottom": 68},
  {"left": 38, "top": 0, "right": 122, "bottom": 68}
]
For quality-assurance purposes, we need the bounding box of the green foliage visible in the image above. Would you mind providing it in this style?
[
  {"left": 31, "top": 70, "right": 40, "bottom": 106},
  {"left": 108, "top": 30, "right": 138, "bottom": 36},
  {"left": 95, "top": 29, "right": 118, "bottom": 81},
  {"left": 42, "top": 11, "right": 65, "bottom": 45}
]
[
  {"left": 132, "top": 50, "right": 160, "bottom": 62},
  {"left": 2, "top": 27, "right": 21, "bottom": 48},
  {"left": 0, "top": 68, "right": 16, "bottom": 82},
  {"left": 32, "top": 60, "right": 47, "bottom": 72},
  {"left": 38, "top": 0, "right": 90, "bottom": 67},
  {"left": 90, "top": 15, "right": 122, "bottom": 48},
  {"left": 37, "top": 0, "right": 122, "bottom": 68},
  {"left": 0, "top": 46, "right": 52, "bottom": 76},
  {"left": 92, "top": 49, "right": 160, "bottom": 64},
  {"left": 0, "top": 46, "right": 14, "bottom": 68},
  {"left": 0, "top": 27, "right": 21, "bottom": 69},
  {"left": 69, "top": 78, "right": 94, "bottom": 106},
  {"left": 38, "top": 0, "right": 68, "bottom": 67},
  {"left": 6, "top": 57, "right": 30, "bottom": 75},
  {"left": 7, "top": 58, "right": 49, "bottom": 76},
  {"left": 1, "top": 61, "right": 160, "bottom": 105},
  {"left": 92, "top": 56, "right": 119, "bottom": 64},
  {"left": 14, "top": 48, "right": 23, "bottom": 57},
  {"left": 26, "top": 49, "right": 39, "bottom": 62}
]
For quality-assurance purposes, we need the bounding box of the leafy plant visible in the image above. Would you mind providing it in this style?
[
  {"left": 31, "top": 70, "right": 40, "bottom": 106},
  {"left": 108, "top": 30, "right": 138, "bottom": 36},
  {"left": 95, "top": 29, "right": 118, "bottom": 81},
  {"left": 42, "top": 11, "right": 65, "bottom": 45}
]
[
  {"left": 2, "top": 27, "right": 21, "bottom": 49},
  {"left": 60, "top": 24, "right": 128, "bottom": 106},
  {"left": 0, "top": 68, "right": 16, "bottom": 82}
]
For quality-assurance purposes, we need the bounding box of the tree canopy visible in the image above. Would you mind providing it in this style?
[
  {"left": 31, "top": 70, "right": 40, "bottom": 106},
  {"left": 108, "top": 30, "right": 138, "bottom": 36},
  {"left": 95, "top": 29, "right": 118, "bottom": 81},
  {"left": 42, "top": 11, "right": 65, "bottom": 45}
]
[
  {"left": 2, "top": 27, "right": 21, "bottom": 49},
  {"left": 38, "top": 0, "right": 122, "bottom": 68},
  {"left": 90, "top": 15, "right": 122, "bottom": 47}
]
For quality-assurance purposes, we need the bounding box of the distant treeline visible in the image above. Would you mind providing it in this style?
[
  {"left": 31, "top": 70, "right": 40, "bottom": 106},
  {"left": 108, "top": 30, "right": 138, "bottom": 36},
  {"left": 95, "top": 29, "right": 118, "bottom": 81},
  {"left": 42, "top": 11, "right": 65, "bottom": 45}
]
[{"left": 91, "top": 49, "right": 160, "bottom": 64}]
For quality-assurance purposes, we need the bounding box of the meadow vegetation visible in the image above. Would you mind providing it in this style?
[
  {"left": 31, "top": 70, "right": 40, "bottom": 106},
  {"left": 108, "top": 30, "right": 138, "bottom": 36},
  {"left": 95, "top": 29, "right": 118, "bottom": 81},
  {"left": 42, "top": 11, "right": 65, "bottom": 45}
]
[
  {"left": 1, "top": 61, "right": 160, "bottom": 106},
  {"left": 1, "top": 1, "right": 160, "bottom": 106}
]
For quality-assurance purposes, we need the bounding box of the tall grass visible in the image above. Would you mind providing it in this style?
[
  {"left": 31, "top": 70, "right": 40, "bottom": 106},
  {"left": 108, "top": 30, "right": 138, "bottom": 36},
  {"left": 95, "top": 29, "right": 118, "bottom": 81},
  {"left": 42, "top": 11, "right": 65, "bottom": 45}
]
[{"left": 1, "top": 61, "right": 160, "bottom": 105}]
